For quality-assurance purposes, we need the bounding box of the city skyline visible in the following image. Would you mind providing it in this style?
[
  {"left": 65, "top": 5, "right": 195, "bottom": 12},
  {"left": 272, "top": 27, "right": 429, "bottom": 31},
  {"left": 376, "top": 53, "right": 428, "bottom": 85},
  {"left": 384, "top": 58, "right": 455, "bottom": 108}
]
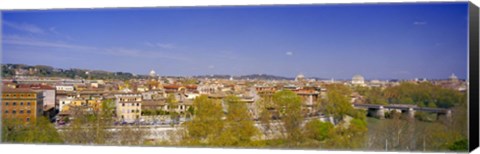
[{"left": 2, "top": 2, "right": 469, "bottom": 79}]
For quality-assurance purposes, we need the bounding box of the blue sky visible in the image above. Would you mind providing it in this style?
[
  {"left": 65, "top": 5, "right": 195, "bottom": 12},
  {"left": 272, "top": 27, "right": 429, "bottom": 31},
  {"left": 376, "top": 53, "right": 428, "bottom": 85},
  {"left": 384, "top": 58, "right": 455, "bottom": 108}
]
[{"left": 1, "top": 2, "right": 469, "bottom": 80}]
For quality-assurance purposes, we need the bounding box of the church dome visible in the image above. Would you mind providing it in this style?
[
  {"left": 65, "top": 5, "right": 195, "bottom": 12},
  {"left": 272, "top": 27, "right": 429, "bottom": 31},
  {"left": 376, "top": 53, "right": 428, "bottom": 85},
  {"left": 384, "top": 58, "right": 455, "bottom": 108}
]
[
  {"left": 449, "top": 73, "right": 458, "bottom": 81},
  {"left": 352, "top": 74, "right": 365, "bottom": 85},
  {"left": 296, "top": 74, "right": 305, "bottom": 79},
  {"left": 295, "top": 73, "right": 305, "bottom": 81},
  {"left": 149, "top": 69, "right": 156, "bottom": 77}
]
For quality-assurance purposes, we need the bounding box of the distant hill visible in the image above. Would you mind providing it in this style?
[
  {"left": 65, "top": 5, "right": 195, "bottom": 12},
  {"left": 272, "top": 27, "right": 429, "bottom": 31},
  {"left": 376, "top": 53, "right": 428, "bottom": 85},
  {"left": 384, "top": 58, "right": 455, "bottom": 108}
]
[
  {"left": 2, "top": 63, "right": 320, "bottom": 81},
  {"left": 1, "top": 64, "right": 149, "bottom": 80},
  {"left": 193, "top": 74, "right": 293, "bottom": 80}
]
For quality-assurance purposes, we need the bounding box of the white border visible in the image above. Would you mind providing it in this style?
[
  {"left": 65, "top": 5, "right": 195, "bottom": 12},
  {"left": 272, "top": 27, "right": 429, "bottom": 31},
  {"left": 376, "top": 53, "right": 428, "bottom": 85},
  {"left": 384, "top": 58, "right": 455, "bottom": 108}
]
[
  {"left": 0, "top": 0, "right": 475, "bottom": 10},
  {"left": 0, "top": 0, "right": 479, "bottom": 154}
]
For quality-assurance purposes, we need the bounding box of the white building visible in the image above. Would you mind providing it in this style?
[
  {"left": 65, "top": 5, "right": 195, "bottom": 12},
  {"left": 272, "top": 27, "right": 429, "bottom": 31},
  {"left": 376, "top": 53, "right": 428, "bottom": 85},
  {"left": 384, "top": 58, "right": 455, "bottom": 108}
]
[
  {"left": 197, "top": 84, "right": 223, "bottom": 94},
  {"left": 39, "top": 88, "right": 56, "bottom": 108},
  {"left": 351, "top": 74, "right": 366, "bottom": 86},
  {"left": 58, "top": 96, "right": 74, "bottom": 112},
  {"left": 185, "top": 93, "right": 200, "bottom": 100},
  {"left": 56, "top": 85, "right": 75, "bottom": 91}
]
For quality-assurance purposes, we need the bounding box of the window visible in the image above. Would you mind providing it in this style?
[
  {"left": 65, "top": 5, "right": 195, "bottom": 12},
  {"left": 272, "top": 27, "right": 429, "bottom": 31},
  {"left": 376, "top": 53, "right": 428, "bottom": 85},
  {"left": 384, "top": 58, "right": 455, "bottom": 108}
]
[
  {"left": 12, "top": 110, "right": 16, "bottom": 114},
  {"left": 20, "top": 110, "right": 24, "bottom": 114},
  {"left": 5, "top": 102, "right": 8, "bottom": 106},
  {"left": 27, "top": 102, "right": 31, "bottom": 106},
  {"left": 20, "top": 102, "right": 24, "bottom": 106},
  {"left": 122, "top": 103, "right": 125, "bottom": 107},
  {"left": 27, "top": 110, "right": 31, "bottom": 114},
  {"left": 12, "top": 102, "right": 16, "bottom": 106},
  {"left": 26, "top": 118, "right": 30, "bottom": 122},
  {"left": 131, "top": 110, "right": 135, "bottom": 113},
  {"left": 4, "top": 110, "right": 8, "bottom": 114},
  {"left": 137, "top": 103, "right": 140, "bottom": 106}
]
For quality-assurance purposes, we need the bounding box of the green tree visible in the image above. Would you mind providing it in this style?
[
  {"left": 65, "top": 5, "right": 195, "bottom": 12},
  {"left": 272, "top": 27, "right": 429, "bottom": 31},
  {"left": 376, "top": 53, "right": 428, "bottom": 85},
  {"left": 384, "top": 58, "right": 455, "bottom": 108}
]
[
  {"left": 353, "top": 85, "right": 369, "bottom": 96},
  {"left": 256, "top": 98, "right": 272, "bottom": 139},
  {"left": 304, "top": 119, "right": 334, "bottom": 142},
  {"left": 212, "top": 95, "right": 260, "bottom": 147},
  {"left": 62, "top": 99, "right": 116, "bottom": 144},
  {"left": 448, "top": 138, "right": 468, "bottom": 151},
  {"left": 322, "top": 89, "right": 354, "bottom": 121},
  {"left": 181, "top": 95, "right": 224, "bottom": 145},
  {"left": 364, "top": 87, "right": 388, "bottom": 105},
  {"left": 272, "top": 90, "right": 305, "bottom": 147},
  {"left": 167, "top": 94, "right": 179, "bottom": 126},
  {"left": 2, "top": 117, "right": 63, "bottom": 143},
  {"left": 383, "top": 82, "right": 464, "bottom": 108},
  {"left": 323, "top": 117, "right": 368, "bottom": 150}
]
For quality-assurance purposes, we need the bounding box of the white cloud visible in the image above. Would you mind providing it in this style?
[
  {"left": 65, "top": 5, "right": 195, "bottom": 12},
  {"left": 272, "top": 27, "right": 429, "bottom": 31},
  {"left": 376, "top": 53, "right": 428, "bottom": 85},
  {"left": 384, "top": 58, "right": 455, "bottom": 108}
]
[
  {"left": 156, "top": 43, "right": 175, "bottom": 49},
  {"left": 49, "top": 27, "right": 59, "bottom": 34},
  {"left": 144, "top": 42, "right": 176, "bottom": 49},
  {"left": 285, "top": 51, "right": 293, "bottom": 56},
  {"left": 3, "top": 21, "right": 45, "bottom": 34},
  {"left": 144, "top": 42, "right": 155, "bottom": 47},
  {"left": 89, "top": 47, "right": 189, "bottom": 61},
  {"left": 4, "top": 35, "right": 189, "bottom": 61},
  {"left": 49, "top": 27, "right": 74, "bottom": 40},
  {"left": 413, "top": 21, "right": 427, "bottom": 25},
  {"left": 3, "top": 35, "right": 93, "bottom": 50}
]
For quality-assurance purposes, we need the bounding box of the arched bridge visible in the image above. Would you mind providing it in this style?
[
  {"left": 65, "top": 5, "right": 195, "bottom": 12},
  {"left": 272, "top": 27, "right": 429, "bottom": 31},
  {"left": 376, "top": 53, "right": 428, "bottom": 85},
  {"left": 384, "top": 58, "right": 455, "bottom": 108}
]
[{"left": 352, "top": 103, "right": 452, "bottom": 120}]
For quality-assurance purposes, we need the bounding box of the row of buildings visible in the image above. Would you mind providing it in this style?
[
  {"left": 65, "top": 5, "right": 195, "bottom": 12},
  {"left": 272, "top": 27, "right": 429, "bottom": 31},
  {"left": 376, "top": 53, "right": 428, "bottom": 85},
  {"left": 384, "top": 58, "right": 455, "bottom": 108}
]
[{"left": 1, "top": 72, "right": 466, "bottom": 124}]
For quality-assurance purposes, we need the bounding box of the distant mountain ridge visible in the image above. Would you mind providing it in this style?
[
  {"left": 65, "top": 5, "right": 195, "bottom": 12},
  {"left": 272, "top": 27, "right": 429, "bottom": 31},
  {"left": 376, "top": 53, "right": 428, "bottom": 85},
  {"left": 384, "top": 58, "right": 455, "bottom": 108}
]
[
  {"left": 1, "top": 64, "right": 300, "bottom": 81},
  {"left": 3, "top": 63, "right": 358, "bottom": 81},
  {"left": 1, "top": 63, "right": 144, "bottom": 80},
  {"left": 192, "top": 74, "right": 294, "bottom": 80}
]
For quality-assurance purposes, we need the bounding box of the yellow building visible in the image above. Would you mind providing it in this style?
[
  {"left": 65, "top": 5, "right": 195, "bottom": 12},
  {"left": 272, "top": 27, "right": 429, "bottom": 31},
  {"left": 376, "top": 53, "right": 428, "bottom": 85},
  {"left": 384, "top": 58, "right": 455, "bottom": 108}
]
[
  {"left": 61, "top": 98, "right": 102, "bottom": 113},
  {"left": 115, "top": 94, "right": 142, "bottom": 123},
  {"left": 2, "top": 88, "right": 44, "bottom": 122}
]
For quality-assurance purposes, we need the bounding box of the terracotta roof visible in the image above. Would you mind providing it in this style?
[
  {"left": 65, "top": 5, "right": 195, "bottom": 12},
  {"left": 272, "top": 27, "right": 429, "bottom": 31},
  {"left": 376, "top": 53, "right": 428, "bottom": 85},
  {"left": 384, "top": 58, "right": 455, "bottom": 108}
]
[
  {"left": 2, "top": 88, "right": 37, "bottom": 93},
  {"left": 17, "top": 84, "right": 55, "bottom": 90},
  {"left": 2, "top": 81, "right": 14, "bottom": 84},
  {"left": 186, "top": 85, "right": 198, "bottom": 89},
  {"left": 163, "top": 84, "right": 181, "bottom": 89}
]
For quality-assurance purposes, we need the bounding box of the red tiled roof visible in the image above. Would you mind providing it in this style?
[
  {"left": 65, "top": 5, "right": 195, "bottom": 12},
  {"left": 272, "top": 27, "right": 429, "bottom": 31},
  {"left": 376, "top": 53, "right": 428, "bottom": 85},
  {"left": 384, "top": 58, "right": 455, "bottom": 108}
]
[
  {"left": 2, "top": 81, "right": 14, "bottom": 84},
  {"left": 186, "top": 85, "right": 198, "bottom": 89},
  {"left": 163, "top": 84, "right": 180, "bottom": 89},
  {"left": 17, "top": 84, "right": 55, "bottom": 90},
  {"left": 2, "top": 87, "right": 37, "bottom": 93}
]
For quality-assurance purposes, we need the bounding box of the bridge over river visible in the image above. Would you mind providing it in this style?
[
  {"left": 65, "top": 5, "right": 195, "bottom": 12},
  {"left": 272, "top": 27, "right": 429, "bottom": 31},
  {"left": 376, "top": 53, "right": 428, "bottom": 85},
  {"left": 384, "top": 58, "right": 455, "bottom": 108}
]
[{"left": 352, "top": 103, "right": 452, "bottom": 120}]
